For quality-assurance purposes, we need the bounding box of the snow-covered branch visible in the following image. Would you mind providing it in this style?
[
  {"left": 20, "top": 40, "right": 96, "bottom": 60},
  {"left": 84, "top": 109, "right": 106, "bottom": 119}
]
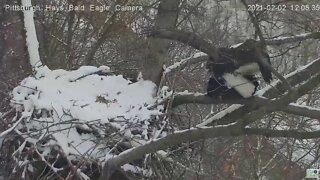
[
  {"left": 238, "top": 72, "right": 320, "bottom": 127},
  {"left": 205, "top": 73, "right": 320, "bottom": 127},
  {"left": 164, "top": 52, "right": 208, "bottom": 75},
  {"left": 21, "top": 0, "right": 42, "bottom": 69},
  {"left": 278, "top": 103, "right": 320, "bottom": 120},
  {"left": 265, "top": 32, "right": 320, "bottom": 46},
  {"left": 259, "top": 57, "right": 320, "bottom": 98}
]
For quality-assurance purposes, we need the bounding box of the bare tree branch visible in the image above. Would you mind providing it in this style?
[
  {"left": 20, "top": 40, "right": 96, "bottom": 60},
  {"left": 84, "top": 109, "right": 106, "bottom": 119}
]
[
  {"left": 149, "top": 29, "right": 320, "bottom": 58},
  {"left": 102, "top": 122, "right": 243, "bottom": 179},
  {"left": 193, "top": 99, "right": 320, "bottom": 127},
  {"left": 148, "top": 28, "right": 218, "bottom": 58},
  {"left": 244, "top": 128, "right": 320, "bottom": 139},
  {"left": 172, "top": 93, "right": 269, "bottom": 107},
  {"left": 85, "top": 12, "right": 118, "bottom": 65},
  {"left": 102, "top": 124, "right": 320, "bottom": 179}
]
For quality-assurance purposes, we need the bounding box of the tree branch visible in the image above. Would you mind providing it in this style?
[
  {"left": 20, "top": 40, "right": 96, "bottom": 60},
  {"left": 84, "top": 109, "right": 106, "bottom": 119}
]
[
  {"left": 265, "top": 32, "right": 320, "bottom": 46},
  {"left": 263, "top": 58, "right": 320, "bottom": 98},
  {"left": 172, "top": 93, "right": 269, "bottom": 107},
  {"left": 148, "top": 28, "right": 218, "bottom": 58},
  {"left": 102, "top": 122, "right": 244, "bottom": 179},
  {"left": 101, "top": 107, "right": 320, "bottom": 179},
  {"left": 22, "top": 0, "right": 42, "bottom": 69},
  {"left": 85, "top": 12, "right": 118, "bottom": 65},
  {"left": 239, "top": 73, "right": 320, "bottom": 126},
  {"left": 206, "top": 74, "right": 320, "bottom": 127},
  {"left": 278, "top": 103, "right": 320, "bottom": 120},
  {"left": 164, "top": 53, "right": 208, "bottom": 75},
  {"left": 245, "top": 128, "right": 320, "bottom": 139},
  {"left": 149, "top": 28, "right": 320, "bottom": 59},
  {"left": 196, "top": 58, "right": 320, "bottom": 126},
  {"left": 102, "top": 125, "right": 320, "bottom": 179},
  {"left": 142, "top": 0, "right": 181, "bottom": 85},
  {"left": 172, "top": 58, "right": 320, "bottom": 108}
]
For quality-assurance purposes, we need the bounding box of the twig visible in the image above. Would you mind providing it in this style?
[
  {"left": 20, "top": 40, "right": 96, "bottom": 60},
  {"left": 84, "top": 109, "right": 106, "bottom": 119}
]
[{"left": 0, "top": 114, "right": 29, "bottom": 138}]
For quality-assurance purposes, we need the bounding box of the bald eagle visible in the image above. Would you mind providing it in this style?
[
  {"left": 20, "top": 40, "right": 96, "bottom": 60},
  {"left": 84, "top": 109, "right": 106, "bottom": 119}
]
[{"left": 206, "top": 39, "right": 272, "bottom": 99}]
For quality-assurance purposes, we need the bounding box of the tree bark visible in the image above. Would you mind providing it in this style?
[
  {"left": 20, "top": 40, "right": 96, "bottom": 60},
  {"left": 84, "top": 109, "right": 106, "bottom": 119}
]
[{"left": 142, "top": 0, "right": 180, "bottom": 85}]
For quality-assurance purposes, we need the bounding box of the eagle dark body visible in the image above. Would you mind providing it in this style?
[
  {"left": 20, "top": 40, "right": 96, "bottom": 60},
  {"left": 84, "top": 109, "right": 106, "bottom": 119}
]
[
  {"left": 206, "top": 48, "right": 239, "bottom": 76},
  {"left": 206, "top": 39, "right": 272, "bottom": 99}
]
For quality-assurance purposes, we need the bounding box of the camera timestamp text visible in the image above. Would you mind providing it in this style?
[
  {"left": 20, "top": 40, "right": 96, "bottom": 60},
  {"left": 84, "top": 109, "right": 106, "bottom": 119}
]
[{"left": 247, "top": 4, "right": 320, "bottom": 12}]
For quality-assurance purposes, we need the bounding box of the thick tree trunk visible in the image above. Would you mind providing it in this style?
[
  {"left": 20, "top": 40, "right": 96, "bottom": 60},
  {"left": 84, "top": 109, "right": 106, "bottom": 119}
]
[
  {"left": 142, "top": 0, "right": 180, "bottom": 85},
  {"left": 100, "top": 1, "right": 180, "bottom": 179}
]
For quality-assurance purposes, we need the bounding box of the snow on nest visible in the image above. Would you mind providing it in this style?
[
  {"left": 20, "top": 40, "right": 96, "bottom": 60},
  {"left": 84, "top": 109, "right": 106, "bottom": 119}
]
[{"left": 11, "top": 65, "right": 163, "bottom": 159}]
